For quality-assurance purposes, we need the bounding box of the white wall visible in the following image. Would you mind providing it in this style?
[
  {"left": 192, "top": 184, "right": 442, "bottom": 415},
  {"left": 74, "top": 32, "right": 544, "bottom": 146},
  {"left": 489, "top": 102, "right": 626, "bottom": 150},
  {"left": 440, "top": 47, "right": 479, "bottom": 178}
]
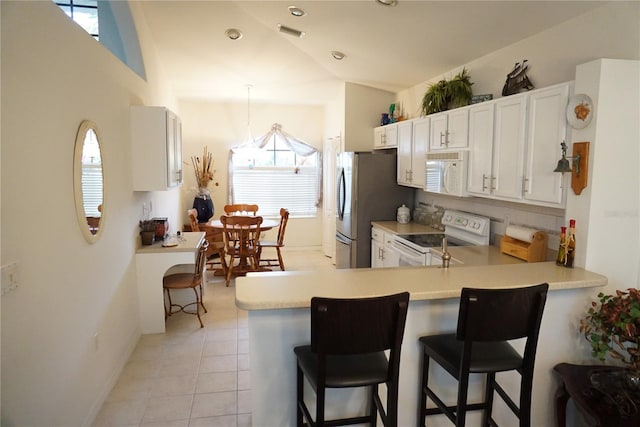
[
  {"left": 178, "top": 100, "right": 325, "bottom": 247},
  {"left": 0, "top": 1, "right": 174, "bottom": 425},
  {"left": 397, "top": 1, "right": 640, "bottom": 119}
]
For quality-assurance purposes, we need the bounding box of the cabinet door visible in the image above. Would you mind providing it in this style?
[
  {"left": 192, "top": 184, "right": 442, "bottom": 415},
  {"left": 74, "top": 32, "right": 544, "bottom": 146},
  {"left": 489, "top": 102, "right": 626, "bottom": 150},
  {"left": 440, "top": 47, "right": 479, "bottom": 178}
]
[
  {"left": 373, "top": 126, "right": 386, "bottom": 149},
  {"left": 467, "top": 103, "right": 494, "bottom": 196},
  {"left": 166, "top": 111, "right": 183, "bottom": 188},
  {"left": 492, "top": 95, "right": 527, "bottom": 200},
  {"left": 397, "top": 121, "right": 413, "bottom": 185},
  {"left": 524, "top": 83, "right": 570, "bottom": 206},
  {"left": 371, "top": 238, "right": 384, "bottom": 268},
  {"left": 429, "top": 113, "right": 448, "bottom": 150},
  {"left": 382, "top": 234, "right": 399, "bottom": 268},
  {"left": 446, "top": 108, "right": 469, "bottom": 149},
  {"left": 385, "top": 123, "right": 398, "bottom": 148},
  {"left": 411, "top": 117, "right": 429, "bottom": 189}
]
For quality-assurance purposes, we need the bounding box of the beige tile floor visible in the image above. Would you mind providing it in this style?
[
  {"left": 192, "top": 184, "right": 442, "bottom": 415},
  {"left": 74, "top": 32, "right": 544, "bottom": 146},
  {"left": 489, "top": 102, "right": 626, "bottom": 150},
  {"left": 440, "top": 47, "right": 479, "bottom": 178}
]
[{"left": 93, "top": 248, "right": 334, "bottom": 427}]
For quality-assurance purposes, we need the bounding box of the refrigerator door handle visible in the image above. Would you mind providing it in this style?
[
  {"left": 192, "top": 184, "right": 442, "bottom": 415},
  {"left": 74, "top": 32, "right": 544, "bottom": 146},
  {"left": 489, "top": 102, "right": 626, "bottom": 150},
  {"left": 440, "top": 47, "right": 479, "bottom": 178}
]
[
  {"left": 337, "top": 168, "right": 346, "bottom": 221},
  {"left": 336, "top": 232, "right": 351, "bottom": 245}
]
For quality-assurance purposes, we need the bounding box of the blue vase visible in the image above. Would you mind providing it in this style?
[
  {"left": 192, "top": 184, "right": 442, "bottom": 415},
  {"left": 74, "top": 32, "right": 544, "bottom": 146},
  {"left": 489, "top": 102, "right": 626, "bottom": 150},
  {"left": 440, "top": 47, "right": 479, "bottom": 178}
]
[{"left": 381, "top": 113, "right": 390, "bottom": 126}]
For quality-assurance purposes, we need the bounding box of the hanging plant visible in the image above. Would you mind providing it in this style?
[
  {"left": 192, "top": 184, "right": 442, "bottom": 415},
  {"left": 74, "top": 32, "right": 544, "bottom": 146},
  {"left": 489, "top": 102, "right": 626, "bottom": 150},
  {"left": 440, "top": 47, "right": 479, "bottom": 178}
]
[{"left": 421, "top": 68, "right": 474, "bottom": 116}]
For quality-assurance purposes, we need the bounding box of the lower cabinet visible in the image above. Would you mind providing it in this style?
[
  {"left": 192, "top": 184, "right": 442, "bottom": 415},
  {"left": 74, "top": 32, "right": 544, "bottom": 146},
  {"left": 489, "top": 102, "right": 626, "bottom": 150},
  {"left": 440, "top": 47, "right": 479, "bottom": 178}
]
[{"left": 371, "top": 227, "right": 398, "bottom": 268}]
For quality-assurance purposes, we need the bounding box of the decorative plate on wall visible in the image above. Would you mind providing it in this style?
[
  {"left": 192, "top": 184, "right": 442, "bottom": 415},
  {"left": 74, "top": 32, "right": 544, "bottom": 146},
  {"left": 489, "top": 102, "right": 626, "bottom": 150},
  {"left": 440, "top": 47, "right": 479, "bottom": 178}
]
[{"left": 566, "top": 93, "right": 594, "bottom": 129}]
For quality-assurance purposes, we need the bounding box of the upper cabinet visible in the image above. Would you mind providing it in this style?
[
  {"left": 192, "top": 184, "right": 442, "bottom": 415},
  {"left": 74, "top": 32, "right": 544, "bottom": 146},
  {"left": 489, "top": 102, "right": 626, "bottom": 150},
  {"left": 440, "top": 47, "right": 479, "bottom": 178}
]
[
  {"left": 373, "top": 123, "right": 398, "bottom": 149},
  {"left": 131, "top": 106, "right": 183, "bottom": 191},
  {"left": 429, "top": 108, "right": 469, "bottom": 151},
  {"left": 466, "top": 82, "right": 572, "bottom": 207},
  {"left": 397, "top": 117, "right": 429, "bottom": 188},
  {"left": 523, "top": 83, "right": 571, "bottom": 205}
]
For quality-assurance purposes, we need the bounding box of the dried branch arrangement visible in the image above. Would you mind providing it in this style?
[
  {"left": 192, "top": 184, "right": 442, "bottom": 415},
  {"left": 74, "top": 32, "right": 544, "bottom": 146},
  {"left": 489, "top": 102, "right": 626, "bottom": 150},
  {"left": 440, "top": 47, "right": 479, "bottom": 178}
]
[{"left": 191, "top": 146, "right": 218, "bottom": 189}]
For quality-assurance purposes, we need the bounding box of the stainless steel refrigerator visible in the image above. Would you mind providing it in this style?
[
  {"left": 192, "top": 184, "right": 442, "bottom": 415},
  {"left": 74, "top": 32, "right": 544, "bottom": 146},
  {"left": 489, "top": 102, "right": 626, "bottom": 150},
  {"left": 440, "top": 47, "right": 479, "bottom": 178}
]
[{"left": 335, "top": 151, "right": 414, "bottom": 269}]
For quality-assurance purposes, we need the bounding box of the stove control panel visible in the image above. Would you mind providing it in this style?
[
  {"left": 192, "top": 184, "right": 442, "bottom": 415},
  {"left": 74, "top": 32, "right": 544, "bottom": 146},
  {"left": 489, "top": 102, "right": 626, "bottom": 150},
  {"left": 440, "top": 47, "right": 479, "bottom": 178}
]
[{"left": 441, "top": 210, "right": 490, "bottom": 237}]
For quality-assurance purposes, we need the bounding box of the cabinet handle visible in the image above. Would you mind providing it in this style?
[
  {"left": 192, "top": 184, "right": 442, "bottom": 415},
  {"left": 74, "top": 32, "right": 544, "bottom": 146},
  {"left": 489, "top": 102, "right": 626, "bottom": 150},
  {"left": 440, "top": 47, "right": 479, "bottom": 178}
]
[
  {"left": 522, "top": 177, "right": 529, "bottom": 193},
  {"left": 491, "top": 176, "right": 496, "bottom": 191},
  {"left": 445, "top": 130, "right": 450, "bottom": 146},
  {"left": 409, "top": 170, "right": 413, "bottom": 182},
  {"left": 482, "top": 174, "right": 488, "bottom": 191},
  {"left": 382, "top": 134, "right": 386, "bottom": 145},
  {"left": 379, "top": 247, "right": 384, "bottom": 261},
  {"left": 439, "top": 132, "right": 445, "bottom": 146},
  {"left": 176, "top": 169, "right": 183, "bottom": 182}
]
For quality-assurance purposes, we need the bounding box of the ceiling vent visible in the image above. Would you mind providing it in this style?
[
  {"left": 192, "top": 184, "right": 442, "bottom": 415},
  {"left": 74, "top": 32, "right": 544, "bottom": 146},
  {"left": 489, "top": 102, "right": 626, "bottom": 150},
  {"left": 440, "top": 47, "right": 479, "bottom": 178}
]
[{"left": 277, "top": 24, "right": 305, "bottom": 38}]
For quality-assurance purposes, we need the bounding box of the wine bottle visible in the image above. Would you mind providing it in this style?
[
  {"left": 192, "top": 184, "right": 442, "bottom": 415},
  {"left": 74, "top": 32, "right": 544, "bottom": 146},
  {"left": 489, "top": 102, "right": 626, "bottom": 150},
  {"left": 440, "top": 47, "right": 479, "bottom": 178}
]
[
  {"left": 565, "top": 219, "right": 576, "bottom": 268},
  {"left": 556, "top": 226, "right": 567, "bottom": 266}
]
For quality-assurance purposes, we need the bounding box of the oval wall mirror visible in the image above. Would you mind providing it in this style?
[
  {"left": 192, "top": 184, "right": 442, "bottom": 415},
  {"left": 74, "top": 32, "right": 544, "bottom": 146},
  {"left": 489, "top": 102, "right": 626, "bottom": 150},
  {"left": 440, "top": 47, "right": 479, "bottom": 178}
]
[{"left": 73, "top": 120, "right": 105, "bottom": 243}]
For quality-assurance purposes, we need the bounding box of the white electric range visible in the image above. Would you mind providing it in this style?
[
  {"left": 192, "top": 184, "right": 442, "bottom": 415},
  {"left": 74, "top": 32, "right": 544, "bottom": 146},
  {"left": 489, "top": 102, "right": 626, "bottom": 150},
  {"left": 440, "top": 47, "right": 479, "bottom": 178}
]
[{"left": 389, "top": 210, "right": 490, "bottom": 266}]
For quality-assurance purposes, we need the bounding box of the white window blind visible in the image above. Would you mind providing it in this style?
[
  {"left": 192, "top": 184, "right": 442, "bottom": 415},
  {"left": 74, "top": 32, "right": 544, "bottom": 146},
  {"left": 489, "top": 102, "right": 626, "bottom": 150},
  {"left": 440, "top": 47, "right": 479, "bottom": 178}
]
[
  {"left": 232, "top": 166, "right": 318, "bottom": 218},
  {"left": 82, "top": 164, "right": 103, "bottom": 217}
]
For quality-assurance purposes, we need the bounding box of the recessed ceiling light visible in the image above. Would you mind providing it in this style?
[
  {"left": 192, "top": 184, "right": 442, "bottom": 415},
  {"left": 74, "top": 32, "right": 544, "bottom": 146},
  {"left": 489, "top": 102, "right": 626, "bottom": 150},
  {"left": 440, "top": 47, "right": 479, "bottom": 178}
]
[
  {"left": 376, "top": 0, "right": 398, "bottom": 6},
  {"left": 288, "top": 6, "right": 306, "bottom": 17},
  {"left": 331, "top": 51, "right": 346, "bottom": 60},
  {"left": 225, "top": 28, "right": 243, "bottom": 40},
  {"left": 277, "top": 24, "right": 305, "bottom": 38}
]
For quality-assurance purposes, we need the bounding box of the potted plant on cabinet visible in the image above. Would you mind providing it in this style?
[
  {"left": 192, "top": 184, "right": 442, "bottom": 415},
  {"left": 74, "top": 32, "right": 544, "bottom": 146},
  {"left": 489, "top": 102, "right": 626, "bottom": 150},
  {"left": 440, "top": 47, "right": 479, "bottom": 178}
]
[
  {"left": 421, "top": 68, "right": 474, "bottom": 115},
  {"left": 580, "top": 288, "right": 640, "bottom": 371},
  {"left": 139, "top": 219, "right": 156, "bottom": 245}
]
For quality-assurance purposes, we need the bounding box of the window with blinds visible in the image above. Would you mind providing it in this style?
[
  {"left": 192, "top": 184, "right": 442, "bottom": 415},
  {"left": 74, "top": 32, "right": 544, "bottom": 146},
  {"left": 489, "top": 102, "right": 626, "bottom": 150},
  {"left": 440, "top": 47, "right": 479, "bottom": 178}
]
[
  {"left": 232, "top": 166, "right": 318, "bottom": 218},
  {"left": 82, "top": 164, "right": 103, "bottom": 217}
]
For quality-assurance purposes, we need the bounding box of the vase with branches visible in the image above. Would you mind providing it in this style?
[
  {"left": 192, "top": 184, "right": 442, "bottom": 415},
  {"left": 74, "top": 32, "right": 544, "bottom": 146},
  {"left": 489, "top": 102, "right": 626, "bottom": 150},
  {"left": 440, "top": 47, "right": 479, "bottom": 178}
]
[
  {"left": 191, "top": 146, "right": 218, "bottom": 223},
  {"left": 580, "top": 288, "right": 640, "bottom": 371}
]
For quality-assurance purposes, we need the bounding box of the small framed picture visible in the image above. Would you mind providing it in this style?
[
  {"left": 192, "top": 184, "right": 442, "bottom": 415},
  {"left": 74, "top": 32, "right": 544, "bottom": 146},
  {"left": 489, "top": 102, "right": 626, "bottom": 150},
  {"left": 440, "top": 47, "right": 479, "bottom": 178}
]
[{"left": 471, "top": 94, "right": 493, "bottom": 104}]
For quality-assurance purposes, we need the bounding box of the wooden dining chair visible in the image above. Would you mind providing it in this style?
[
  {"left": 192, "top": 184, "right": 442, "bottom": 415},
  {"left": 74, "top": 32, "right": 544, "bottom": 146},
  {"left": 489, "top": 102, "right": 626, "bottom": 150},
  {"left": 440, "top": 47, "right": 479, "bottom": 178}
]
[
  {"left": 258, "top": 208, "right": 290, "bottom": 271},
  {"left": 223, "top": 204, "right": 259, "bottom": 216},
  {"left": 220, "top": 215, "right": 263, "bottom": 286},
  {"left": 187, "top": 209, "right": 226, "bottom": 273},
  {"left": 163, "top": 240, "right": 209, "bottom": 328}
]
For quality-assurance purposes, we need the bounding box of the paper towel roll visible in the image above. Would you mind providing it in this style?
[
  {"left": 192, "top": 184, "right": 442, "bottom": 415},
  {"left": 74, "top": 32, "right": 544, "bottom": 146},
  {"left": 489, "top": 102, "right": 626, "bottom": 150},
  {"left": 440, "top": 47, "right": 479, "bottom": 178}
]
[{"left": 505, "top": 225, "right": 538, "bottom": 243}]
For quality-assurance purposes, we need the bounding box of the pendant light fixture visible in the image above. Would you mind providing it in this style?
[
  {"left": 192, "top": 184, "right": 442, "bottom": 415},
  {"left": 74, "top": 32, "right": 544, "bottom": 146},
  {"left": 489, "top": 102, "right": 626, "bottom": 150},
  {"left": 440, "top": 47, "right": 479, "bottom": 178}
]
[{"left": 245, "top": 84, "right": 255, "bottom": 147}]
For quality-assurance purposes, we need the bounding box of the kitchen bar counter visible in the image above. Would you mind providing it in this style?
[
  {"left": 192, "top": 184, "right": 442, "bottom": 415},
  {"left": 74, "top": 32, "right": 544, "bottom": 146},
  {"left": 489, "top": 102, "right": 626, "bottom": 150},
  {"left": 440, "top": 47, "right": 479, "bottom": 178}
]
[
  {"left": 236, "top": 261, "right": 605, "bottom": 310},
  {"left": 430, "top": 244, "right": 527, "bottom": 266},
  {"left": 237, "top": 262, "right": 606, "bottom": 426},
  {"left": 371, "top": 220, "right": 440, "bottom": 235}
]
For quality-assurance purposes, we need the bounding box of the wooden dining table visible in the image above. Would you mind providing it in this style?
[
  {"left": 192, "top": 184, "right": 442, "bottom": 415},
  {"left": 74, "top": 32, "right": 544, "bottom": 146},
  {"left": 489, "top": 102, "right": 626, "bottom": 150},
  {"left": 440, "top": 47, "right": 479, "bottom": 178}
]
[{"left": 207, "top": 218, "right": 279, "bottom": 276}]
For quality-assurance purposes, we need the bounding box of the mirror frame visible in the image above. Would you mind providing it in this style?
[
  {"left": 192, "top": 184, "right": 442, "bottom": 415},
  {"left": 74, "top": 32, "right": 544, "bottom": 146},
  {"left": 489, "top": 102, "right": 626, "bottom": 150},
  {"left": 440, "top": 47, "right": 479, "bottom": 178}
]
[{"left": 73, "top": 120, "right": 105, "bottom": 244}]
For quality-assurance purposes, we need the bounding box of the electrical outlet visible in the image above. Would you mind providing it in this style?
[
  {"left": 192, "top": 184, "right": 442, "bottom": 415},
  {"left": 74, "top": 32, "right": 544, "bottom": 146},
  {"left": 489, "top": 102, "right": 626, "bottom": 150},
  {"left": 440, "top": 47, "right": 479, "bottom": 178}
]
[{"left": 1, "top": 261, "right": 20, "bottom": 295}]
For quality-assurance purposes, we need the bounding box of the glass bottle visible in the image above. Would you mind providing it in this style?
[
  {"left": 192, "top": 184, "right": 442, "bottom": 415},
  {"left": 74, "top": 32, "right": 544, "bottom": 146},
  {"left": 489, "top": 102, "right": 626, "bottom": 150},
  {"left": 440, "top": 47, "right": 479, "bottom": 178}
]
[
  {"left": 556, "top": 226, "right": 567, "bottom": 266},
  {"left": 565, "top": 219, "right": 576, "bottom": 268}
]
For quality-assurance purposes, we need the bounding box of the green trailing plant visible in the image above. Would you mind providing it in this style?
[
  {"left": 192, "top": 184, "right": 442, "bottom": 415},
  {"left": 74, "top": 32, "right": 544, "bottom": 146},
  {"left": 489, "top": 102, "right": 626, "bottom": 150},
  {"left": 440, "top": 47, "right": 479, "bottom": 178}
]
[
  {"left": 421, "top": 68, "right": 474, "bottom": 116},
  {"left": 580, "top": 288, "right": 640, "bottom": 370}
]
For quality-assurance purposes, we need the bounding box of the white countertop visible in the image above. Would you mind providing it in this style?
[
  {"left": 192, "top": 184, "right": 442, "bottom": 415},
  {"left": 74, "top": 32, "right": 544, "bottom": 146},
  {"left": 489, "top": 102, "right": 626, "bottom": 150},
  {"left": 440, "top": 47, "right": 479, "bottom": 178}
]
[
  {"left": 235, "top": 261, "right": 606, "bottom": 310},
  {"left": 136, "top": 231, "right": 205, "bottom": 254},
  {"left": 371, "top": 220, "right": 441, "bottom": 235}
]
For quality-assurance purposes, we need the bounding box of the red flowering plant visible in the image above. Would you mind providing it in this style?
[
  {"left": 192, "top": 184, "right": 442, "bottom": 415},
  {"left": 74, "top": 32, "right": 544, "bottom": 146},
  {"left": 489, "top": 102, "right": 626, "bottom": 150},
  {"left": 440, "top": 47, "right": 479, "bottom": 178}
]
[{"left": 580, "top": 288, "right": 640, "bottom": 370}]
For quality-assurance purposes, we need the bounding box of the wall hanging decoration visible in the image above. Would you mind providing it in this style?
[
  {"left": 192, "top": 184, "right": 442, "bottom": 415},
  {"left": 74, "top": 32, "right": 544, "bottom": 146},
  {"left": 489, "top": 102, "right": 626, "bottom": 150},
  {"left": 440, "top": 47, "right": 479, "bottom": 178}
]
[
  {"left": 502, "top": 59, "right": 535, "bottom": 96},
  {"left": 421, "top": 68, "right": 474, "bottom": 115},
  {"left": 566, "top": 93, "right": 594, "bottom": 129}
]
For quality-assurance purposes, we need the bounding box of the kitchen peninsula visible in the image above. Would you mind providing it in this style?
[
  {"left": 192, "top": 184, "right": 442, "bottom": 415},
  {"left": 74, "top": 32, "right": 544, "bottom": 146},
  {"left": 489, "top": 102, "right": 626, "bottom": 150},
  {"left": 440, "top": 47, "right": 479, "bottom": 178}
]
[{"left": 236, "top": 263, "right": 607, "bottom": 426}]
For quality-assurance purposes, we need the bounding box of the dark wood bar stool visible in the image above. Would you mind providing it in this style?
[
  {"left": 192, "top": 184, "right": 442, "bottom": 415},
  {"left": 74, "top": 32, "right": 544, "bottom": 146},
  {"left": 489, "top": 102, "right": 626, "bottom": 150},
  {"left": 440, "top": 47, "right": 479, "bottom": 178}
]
[
  {"left": 417, "top": 283, "right": 549, "bottom": 427},
  {"left": 294, "top": 292, "right": 410, "bottom": 427}
]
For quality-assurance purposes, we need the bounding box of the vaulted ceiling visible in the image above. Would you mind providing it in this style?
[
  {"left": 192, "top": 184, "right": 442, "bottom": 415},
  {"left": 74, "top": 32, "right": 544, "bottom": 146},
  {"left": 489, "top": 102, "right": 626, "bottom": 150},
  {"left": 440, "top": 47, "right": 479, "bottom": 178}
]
[{"left": 137, "top": 1, "right": 606, "bottom": 104}]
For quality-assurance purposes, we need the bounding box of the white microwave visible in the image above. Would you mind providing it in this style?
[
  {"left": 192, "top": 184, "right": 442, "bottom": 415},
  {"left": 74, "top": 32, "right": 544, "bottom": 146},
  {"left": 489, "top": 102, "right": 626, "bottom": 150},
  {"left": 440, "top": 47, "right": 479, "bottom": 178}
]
[{"left": 424, "top": 151, "right": 468, "bottom": 197}]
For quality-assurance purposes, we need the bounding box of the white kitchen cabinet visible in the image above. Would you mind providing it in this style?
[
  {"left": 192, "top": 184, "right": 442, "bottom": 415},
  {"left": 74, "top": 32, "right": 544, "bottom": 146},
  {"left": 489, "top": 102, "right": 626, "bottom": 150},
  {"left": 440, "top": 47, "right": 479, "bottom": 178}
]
[
  {"left": 466, "top": 102, "right": 494, "bottom": 195},
  {"left": 523, "top": 83, "right": 571, "bottom": 206},
  {"left": 466, "top": 82, "right": 571, "bottom": 207},
  {"left": 371, "top": 226, "right": 385, "bottom": 268},
  {"left": 373, "top": 123, "right": 398, "bottom": 149},
  {"left": 466, "top": 93, "right": 527, "bottom": 201},
  {"left": 398, "top": 117, "right": 429, "bottom": 188},
  {"left": 491, "top": 94, "right": 528, "bottom": 200},
  {"left": 131, "top": 106, "right": 183, "bottom": 191},
  {"left": 371, "top": 226, "right": 398, "bottom": 268},
  {"left": 429, "top": 108, "right": 469, "bottom": 151}
]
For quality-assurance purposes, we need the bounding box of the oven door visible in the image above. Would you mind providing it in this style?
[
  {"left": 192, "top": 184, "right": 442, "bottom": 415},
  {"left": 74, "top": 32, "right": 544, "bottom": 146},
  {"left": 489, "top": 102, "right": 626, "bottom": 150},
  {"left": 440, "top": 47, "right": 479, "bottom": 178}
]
[{"left": 388, "top": 238, "right": 429, "bottom": 267}]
